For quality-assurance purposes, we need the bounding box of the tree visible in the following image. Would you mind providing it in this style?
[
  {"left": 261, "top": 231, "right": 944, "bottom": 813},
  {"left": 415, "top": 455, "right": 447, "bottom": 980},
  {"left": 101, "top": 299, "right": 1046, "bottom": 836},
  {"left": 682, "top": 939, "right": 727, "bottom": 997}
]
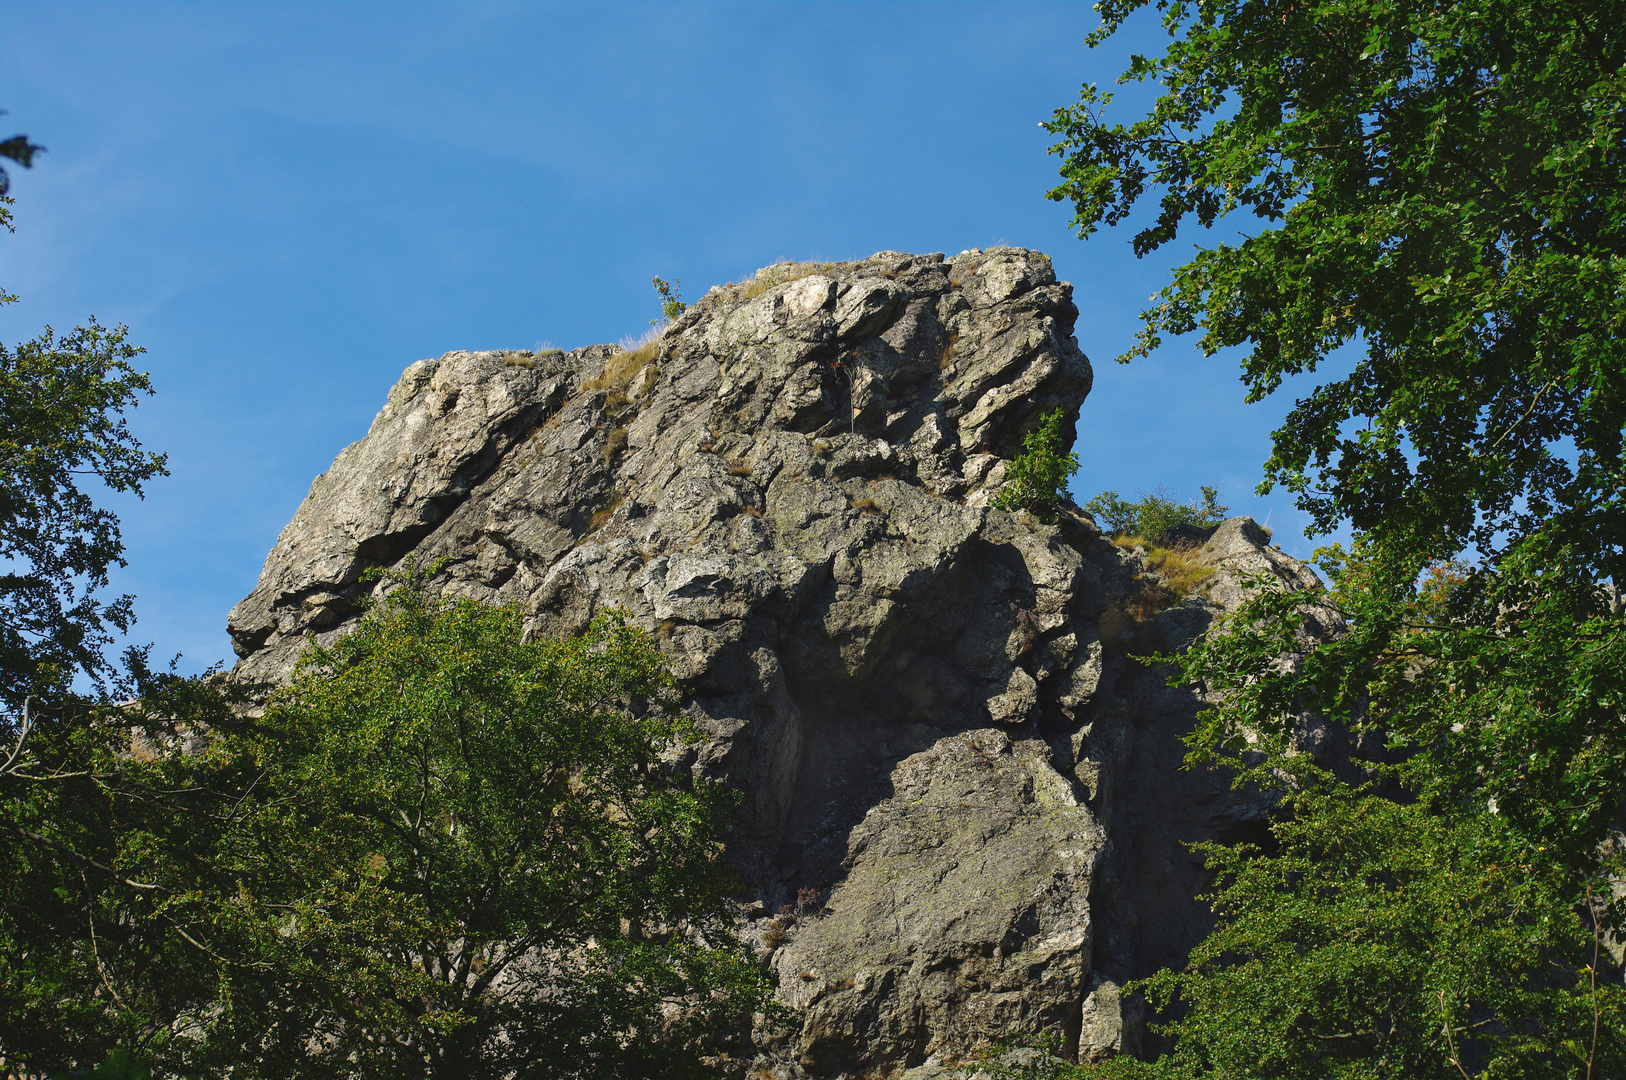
[
  {"left": 0, "top": 123, "right": 759, "bottom": 1078},
  {"left": 0, "top": 121, "right": 166, "bottom": 711},
  {"left": 1081, "top": 559, "right": 1626, "bottom": 1078},
  {"left": 1045, "top": 0, "right": 1626, "bottom": 1074},
  {"left": 3, "top": 573, "right": 766, "bottom": 1079},
  {"left": 220, "top": 574, "right": 765, "bottom": 1078},
  {"left": 652, "top": 276, "right": 687, "bottom": 323},
  {"left": 0, "top": 657, "right": 259, "bottom": 1076},
  {"left": 0, "top": 323, "right": 168, "bottom": 710},
  {"left": 0, "top": 122, "right": 187, "bottom": 1077},
  {"left": 1047, "top": 0, "right": 1625, "bottom": 569},
  {"left": 994, "top": 408, "right": 1083, "bottom": 522}
]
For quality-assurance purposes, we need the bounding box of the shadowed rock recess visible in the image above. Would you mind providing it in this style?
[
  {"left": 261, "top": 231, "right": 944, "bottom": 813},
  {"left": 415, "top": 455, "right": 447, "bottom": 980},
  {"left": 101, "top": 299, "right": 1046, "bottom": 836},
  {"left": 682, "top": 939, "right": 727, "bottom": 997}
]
[{"left": 228, "top": 249, "right": 1329, "bottom": 1078}]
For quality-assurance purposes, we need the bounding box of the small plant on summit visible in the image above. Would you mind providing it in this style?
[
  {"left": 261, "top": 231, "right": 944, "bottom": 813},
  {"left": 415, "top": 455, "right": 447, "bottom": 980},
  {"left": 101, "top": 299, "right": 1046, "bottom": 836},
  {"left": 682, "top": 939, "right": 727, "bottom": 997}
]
[
  {"left": 651, "top": 276, "right": 686, "bottom": 324},
  {"left": 993, "top": 409, "right": 1081, "bottom": 523},
  {"left": 1083, "top": 484, "right": 1228, "bottom": 542}
]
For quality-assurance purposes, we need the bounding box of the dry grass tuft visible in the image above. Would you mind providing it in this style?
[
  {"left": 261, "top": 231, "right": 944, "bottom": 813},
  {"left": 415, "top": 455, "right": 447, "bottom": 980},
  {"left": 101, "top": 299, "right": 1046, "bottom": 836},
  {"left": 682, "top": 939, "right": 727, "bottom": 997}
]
[
  {"left": 588, "top": 497, "right": 623, "bottom": 533},
  {"left": 603, "top": 426, "right": 629, "bottom": 465},
  {"left": 501, "top": 351, "right": 534, "bottom": 368},
  {"left": 587, "top": 340, "right": 660, "bottom": 425},
  {"left": 849, "top": 497, "right": 880, "bottom": 515},
  {"left": 586, "top": 341, "right": 659, "bottom": 394},
  {"left": 936, "top": 330, "right": 960, "bottom": 371},
  {"left": 618, "top": 324, "right": 662, "bottom": 353},
  {"left": 1110, "top": 537, "right": 1215, "bottom": 623},
  {"left": 715, "top": 260, "right": 849, "bottom": 304},
  {"left": 726, "top": 458, "right": 753, "bottom": 477},
  {"left": 1145, "top": 542, "right": 1215, "bottom": 597}
]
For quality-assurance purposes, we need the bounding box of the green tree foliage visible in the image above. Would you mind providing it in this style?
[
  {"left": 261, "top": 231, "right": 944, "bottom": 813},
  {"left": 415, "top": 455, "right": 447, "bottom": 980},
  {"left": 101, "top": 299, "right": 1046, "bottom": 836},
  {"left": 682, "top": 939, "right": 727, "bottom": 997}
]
[
  {"left": 0, "top": 121, "right": 166, "bottom": 710},
  {"left": 1083, "top": 485, "right": 1228, "bottom": 540},
  {"left": 0, "top": 124, "right": 759, "bottom": 1078},
  {"left": 1045, "top": 0, "right": 1626, "bottom": 1074},
  {"left": 50, "top": 1048, "right": 153, "bottom": 1080},
  {"left": 1, "top": 576, "right": 765, "bottom": 1078},
  {"left": 0, "top": 655, "right": 256, "bottom": 1076},
  {"left": 0, "top": 117, "right": 186, "bottom": 1080},
  {"left": 995, "top": 409, "right": 1082, "bottom": 522},
  {"left": 0, "top": 323, "right": 168, "bottom": 708},
  {"left": 227, "top": 575, "right": 764, "bottom": 1078},
  {"left": 1090, "top": 787, "right": 1622, "bottom": 1080},
  {"left": 1078, "top": 556, "right": 1624, "bottom": 1078},
  {"left": 1047, "top": 0, "right": 1626, "bottom": 561}
]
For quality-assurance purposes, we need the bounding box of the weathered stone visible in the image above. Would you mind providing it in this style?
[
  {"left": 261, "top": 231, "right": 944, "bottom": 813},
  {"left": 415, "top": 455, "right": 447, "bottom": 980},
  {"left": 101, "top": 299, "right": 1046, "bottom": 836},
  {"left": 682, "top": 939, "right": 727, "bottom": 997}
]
[
  {"left": 228, "top": 249, "right": 1332, "bottom": 1077},
  {"left": 770, "top": 729, "right": 1098, "bottom": 1074},
  {"left": 1078, "top": 975, "right": 1142, "bottom": 1062}
]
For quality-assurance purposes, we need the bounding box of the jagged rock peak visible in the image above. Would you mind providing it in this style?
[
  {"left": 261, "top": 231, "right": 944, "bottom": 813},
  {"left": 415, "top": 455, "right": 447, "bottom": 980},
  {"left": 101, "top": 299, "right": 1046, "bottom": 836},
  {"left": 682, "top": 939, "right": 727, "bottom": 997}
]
[
  {"left": 228, "top": 247, "right": 1091, "bottom": 684},
  {"left": 226, "top": 248, "right": 1329, "bottom": 1078}
]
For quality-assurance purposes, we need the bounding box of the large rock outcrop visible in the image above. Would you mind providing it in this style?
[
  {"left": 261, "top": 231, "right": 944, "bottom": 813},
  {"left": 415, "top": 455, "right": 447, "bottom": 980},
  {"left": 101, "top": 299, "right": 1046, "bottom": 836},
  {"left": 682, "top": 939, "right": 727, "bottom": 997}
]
[{"left": 228, "top": 249, "right": 1328, "bottom": 1077}]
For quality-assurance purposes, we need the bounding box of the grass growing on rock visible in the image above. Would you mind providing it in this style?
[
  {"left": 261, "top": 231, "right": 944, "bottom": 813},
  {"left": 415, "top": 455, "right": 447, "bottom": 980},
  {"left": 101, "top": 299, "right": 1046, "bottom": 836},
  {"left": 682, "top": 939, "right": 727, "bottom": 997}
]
[
  {"left": 1113, "top": 536, "right": 1216, "bottom": 599},
  {"left": 1108, "top": 536, "right": 1216, "bottom": 626},
  {"left": 587, "top": 496, "right": 623, "bottom": 533},
  {"left": 586, "top": 341, "right": 658, "bottom": 396},
  {"left": 603, "top": 426, "right": 629, "bottom": 466},
  {"left": 711, "top": 259, "right": 851, "bottom": 304},
  {"left": 1085, "top": 486, "right": 1229, "bottom": 619}
]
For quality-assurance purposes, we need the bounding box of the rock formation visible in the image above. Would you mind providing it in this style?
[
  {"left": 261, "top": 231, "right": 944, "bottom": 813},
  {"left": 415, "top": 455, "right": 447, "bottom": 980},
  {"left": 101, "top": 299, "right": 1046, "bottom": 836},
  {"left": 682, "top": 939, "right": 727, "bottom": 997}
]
[{"left": 227, "top": 249, "right": 1328, "bottom": 1077}]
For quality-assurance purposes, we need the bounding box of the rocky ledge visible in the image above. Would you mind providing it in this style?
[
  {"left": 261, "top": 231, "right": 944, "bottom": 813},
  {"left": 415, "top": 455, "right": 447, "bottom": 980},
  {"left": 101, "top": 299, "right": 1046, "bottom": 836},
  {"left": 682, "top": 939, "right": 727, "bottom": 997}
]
[{"left": 228, "top": 249, "right": 1329, "bottom": 1077}]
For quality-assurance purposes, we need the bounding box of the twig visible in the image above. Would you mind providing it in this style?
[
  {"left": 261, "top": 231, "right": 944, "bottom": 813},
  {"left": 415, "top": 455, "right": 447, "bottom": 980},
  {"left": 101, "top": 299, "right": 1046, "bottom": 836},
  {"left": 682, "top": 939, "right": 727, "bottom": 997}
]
[
  {"left": 1438, "top": 990, "right": 1473, "bottom": 1080},
  {"left": 1481, "top": 378, "right": 1558, "bottom": 459},
  {"left": 1587, "top": 885, "right": 1600, "bottom": 1080},
  {"left": 0, "top": 696, "right": 36, "bottom": 777},
  {"left": 1, "top": 821, "right": 164, "bottom": 891},
  {"left": 82, "top": 869, "right": 128, "bottom": 1009}
]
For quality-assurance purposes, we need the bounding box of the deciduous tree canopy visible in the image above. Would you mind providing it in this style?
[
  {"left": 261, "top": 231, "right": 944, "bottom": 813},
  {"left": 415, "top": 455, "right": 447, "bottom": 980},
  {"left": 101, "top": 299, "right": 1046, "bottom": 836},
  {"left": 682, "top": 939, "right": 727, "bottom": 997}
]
[
  {"left": 0, "top": 121, "right": 166, "bottom": 711},
  {"left": 1, "top": 574, "right": 765, "bottom": 1078},
  {"left": 1045, "top": 0, "right": 1626, "bottom": 1074}
]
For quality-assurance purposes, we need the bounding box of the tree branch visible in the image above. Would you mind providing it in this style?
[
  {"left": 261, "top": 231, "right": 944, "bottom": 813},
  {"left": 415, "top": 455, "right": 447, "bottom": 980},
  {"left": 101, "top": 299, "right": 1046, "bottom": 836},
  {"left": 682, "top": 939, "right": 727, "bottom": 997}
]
[{"left": 1, "top": 820, "right": 165, "bottom": 891}]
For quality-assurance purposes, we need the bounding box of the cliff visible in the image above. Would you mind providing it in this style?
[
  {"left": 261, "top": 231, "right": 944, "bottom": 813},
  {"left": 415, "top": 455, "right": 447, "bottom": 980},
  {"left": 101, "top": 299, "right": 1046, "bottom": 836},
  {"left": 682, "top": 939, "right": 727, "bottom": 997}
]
[{"left": 227, "top": 249, "right": 1328, "bottom": 1077}]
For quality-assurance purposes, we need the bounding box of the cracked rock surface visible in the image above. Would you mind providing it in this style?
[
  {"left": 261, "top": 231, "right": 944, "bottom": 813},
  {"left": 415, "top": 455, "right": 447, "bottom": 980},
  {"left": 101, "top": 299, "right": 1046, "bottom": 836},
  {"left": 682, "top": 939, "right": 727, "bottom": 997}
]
[{"left": 228, "top": 249, "right": 1331, "bottom": 1078}]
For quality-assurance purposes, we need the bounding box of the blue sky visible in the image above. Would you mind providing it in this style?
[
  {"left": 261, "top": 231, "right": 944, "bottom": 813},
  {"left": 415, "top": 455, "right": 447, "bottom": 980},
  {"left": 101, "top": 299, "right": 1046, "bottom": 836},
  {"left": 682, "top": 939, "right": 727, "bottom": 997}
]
[{"left": 1, "top": 1, "right": 1328, "bottom": 672}]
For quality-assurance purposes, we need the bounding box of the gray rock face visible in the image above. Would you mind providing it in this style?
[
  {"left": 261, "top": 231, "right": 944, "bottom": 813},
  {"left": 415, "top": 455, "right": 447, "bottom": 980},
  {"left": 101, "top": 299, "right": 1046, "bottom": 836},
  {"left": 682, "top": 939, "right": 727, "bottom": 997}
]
[
  {"left": 228, "top": 249, "right": 1329, "bottom": 1078},
  {"left": 772, "top": 729, "right": 1099, "bottom": 1075}
]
